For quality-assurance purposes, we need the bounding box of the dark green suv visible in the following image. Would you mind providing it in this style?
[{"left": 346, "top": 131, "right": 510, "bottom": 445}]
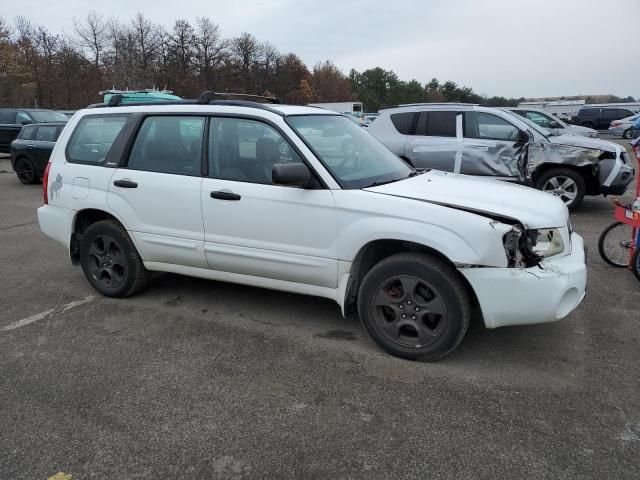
[{"left": 10, "top": 122, "right": 66, "bottom": 184}]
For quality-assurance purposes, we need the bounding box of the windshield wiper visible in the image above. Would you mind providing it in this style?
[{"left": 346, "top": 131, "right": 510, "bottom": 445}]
[{"left": 364, "top": 179, "right": 398, "bottom": 188}]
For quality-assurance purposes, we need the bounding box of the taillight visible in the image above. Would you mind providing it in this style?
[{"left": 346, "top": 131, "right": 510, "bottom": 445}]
[
  {"left": 611, "top": 121, "right": 620, "bottom": 127},
  {"left": 43, "top": 162, "right": 51, "bottom": 204}
]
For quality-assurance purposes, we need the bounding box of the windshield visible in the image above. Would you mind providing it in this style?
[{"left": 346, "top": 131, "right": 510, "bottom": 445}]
[
  {"left": 287, "top": 115, "right": 413, "bottom": 189},
  {"left": 505, "top": 111, "right": 550, "bottom": 138},
  {"left": 29, "top": 110, "right": 69, "bottom": 123}
]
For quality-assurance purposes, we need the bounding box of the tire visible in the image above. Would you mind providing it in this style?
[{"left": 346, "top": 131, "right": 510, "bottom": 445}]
[
  {"left": 598, "top": 222, "right": 634, "bottom": 268},
  {"left": 632, "top": 248, "right": 640, "bottom": 282},
  {"left": 357, "top": 252, "right": 471, "bottom": 361},
  {"left": 14, "top": 157, "right": 38, "bottom": 184},
  {"left": 79, "top": 220, "right": 149, "bottom": 297},
  {"left": 623, "top": 129, "right": 632, "bottom": 139},
  {"left": 535, "top": 168, "right": 585, "bottom": 210}
]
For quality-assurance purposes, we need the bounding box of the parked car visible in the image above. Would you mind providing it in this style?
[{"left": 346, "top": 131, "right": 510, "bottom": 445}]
[
  {"left": 10, "top": 122, "right": 66, "bottom": 184},
  {"left": 608, "top": 113, "right": 640, "bottom": 139},
  {"left": 367, "top": 104, "right": 634, "bottom": 209},
  {"left": 570, "top": 106, "right": 636, "bottom": 130},
  {"left": 0, "top": 108, "right": 68, "bottom": 153},
  {"left": 37, "top": 93, "right": 586, "bottom": 361},
  {"left": 506, "top": 107, "right": 598, "bottom": 138}
]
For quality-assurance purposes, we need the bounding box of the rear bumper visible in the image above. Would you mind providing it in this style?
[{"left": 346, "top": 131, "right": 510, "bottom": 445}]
[
  {"left": 37, "top": 204, "right": 74, "bottom": 251},
  {"left": 461, "top": 233, "right": 587, "bottom": 329}
]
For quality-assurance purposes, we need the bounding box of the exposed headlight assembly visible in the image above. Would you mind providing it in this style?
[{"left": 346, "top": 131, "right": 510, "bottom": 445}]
[
  {"left": 503, "top": 227, "right": 564, "bottom": 267},
  {"left": 530, "top": 228, "right": 565, "bottom": 258}
]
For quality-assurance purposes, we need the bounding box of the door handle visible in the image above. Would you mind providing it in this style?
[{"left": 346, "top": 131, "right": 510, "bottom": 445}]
[
  {"left": 467, "top": 144, "right": 489, "bottom": 150},
  {"left": 113, "top": 179, "right": 138, "bottom": 188},
  {"left": 27, "top": 144, "right": 35, "bottom": 148},
  {"left": 210, "top": 191, "right": 241, "bottom": 201}
]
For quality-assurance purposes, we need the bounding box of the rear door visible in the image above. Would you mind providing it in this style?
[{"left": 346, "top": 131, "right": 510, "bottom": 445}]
[
  {"left": 601, "top": 109, "right": 619, "bottom": 129},
  {"left": 461, "top": 111, "right": 525, "bottom": 179},
  {"left": 32, "top": 125, "right": 59, "bottom": 170},
  {"left": 107, "top": 115, "right": 207, "bottom": 268},
  {"left": 404, "top": 110, "right": 459, "bottom": 171}
]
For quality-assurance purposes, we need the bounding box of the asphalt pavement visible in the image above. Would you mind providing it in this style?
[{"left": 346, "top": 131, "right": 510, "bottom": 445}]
[{"left": 0, "top": 139, "right": 639, "bottom": 479}]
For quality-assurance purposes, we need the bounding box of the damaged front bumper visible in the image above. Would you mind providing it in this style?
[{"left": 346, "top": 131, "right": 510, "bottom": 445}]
[{"left": 460, "top": 232, "right": 586, "bottom": 329}]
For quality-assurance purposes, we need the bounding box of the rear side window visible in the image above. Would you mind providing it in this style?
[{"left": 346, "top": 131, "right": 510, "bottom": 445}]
[
  {"left": 390, "top": 113, "right": 415, "bottom": 134},
  {"left": 464, "top": 112, "right": 519, "bottom": 141},
  {"left": 415, "top": 111, "right": 457, "bottom": 137},
  {"left": 67, "top": 115, "right": 129, "bottom": 164},
  {"left": 0, "top": 110, "right": 16, "bottom": 123},
  {"left": 35, "top": 125, "right": 58, "bottom": 142},
  {"left": 127, "top": 116, "right": 205, "bottom": 176},
  {"left": 19, "top": 125, "right": 36, "bottom": 140}
]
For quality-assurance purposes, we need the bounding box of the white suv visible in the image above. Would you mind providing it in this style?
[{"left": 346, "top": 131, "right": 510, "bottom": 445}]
[{"left": 37, "top": 93, "right": 587, "bottom": 361}]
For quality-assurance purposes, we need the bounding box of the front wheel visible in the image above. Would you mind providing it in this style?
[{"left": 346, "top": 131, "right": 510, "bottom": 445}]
[
  {"left": 80, "top": 220, "right": 149, "bottom": 297},
  {"left": 357, "top": 253, "right": 471, "bottom": 361},
  {"left": 535, "top": 168, "right": 585, "bottom": 210},
  {"left": 598, "top": 221, "right": 633, "bottom": 268},
  {"left": 623, "top": 129, "right": 633, "bottom": 139}
]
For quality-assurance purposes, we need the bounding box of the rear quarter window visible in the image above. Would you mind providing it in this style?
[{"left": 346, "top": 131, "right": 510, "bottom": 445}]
[
  {"left": 35, "top": 125, "right": 58, "bottom": 142},
  {"left": 66, "top": 115, "right": 129, "bottom": 164},
  {"left": 390, "top": 112, "right": 415, "bottom": 134}
]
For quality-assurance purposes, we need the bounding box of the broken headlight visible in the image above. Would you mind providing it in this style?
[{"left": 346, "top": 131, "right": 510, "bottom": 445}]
[
  {"left": 503, "top": 227, "right": 564, "bottom": 267},
  {"left": 529, "top": 228, "right": 565, "bottom": 258}
]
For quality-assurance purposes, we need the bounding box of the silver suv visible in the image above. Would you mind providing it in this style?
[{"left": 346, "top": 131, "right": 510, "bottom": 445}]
[{"left": 368, "top": 103, "right": 634, "bottom": 209}]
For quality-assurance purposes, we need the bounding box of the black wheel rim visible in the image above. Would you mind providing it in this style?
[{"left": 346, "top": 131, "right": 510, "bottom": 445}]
[
  {"left": 601, "top": 223, "right": 633, "bottom": 267},
  {"left": 87, "top": 235, "right": 127, "bottom": 289},
  {"left": 372, "top": 275, "right": 447, "bottom": 348},
  {"left": 15, "top": 159, "right": 34, "bottom": 183}
]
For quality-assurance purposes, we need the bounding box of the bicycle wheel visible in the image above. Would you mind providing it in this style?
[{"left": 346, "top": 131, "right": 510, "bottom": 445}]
[
  {"left": 598, "top": 222, "right": 634, "bottom": 268},
  {"left": 632, "top": 248, "right": 640, "bottom": 282}
]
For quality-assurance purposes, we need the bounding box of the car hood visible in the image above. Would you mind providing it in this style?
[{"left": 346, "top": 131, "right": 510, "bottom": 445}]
[
  {"left": 566, "top": 124, "right": 598, "bottom": 136},
  {"left": 549, "top": 134, "right": 619, "bottom": 153},
  {"left": 363, "top": 170, "right": 567, "bottom": 228}
]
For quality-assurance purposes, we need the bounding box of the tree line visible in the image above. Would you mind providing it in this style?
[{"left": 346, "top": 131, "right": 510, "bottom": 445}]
[{"left": 0, "top": 12, "right": 636, "bottom": 112}]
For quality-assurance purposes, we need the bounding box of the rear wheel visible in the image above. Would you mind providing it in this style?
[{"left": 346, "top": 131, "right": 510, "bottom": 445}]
[
  {"left": 535, "top": 168, "right": 585, "bottom": 210},
  {"left": 357, "top": 253, "right": 471, "bottom": 361},
  {"left": 623, "top": 128, "right": 633, "bottom": 139},
  {"left": 14, "top": 157, "right": 38, "bottom": 184},
  {"left": 80, "top": 220, "right": 149, "bottom": 297},
  {"left": 598, "top": 222, "right": 633, "bottom": 268}
]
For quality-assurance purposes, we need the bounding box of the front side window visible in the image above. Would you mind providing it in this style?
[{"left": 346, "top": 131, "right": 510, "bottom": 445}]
[
  {"left": 67, "top": 115, "right": 129, "bottom": 164},
  {"left": 19, "top": 125, "right": 36, "bottom": 140},
  {"left": 580, "top": 108, "right": 598, "bottom": 116},
  {"left": 287, "top": 114, "right": 413, "bottom": 189},
  {"left": 128, "top": 116, "right": 204, "bottom": 175},
  {"left": 209, "top": 117, "right": 303, "bottom": 184},
  {"left": 464, "top": 112, "right": 519, "bottom": 141},
  {"left": 35, "top": 125, "right": 58, "bottom": 142}
]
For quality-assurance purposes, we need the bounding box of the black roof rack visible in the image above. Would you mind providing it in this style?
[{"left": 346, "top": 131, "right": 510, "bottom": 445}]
[{"left": 87, "top": 91, "right": 283, "bottom": 115}]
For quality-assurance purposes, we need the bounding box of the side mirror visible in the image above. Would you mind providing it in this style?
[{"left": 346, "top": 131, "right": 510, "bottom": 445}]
[
  {"left": 19, "top": 119, "right": 32, "bottom": 125},
  {"left": 272, "top": 163, "right": 311, "bottom": 187},
  {"left": 548, "top": 120, "right": 561, "bottom": 129}
]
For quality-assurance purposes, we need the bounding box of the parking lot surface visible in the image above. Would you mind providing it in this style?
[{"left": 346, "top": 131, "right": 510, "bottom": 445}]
[{"left": 1, "top": 139, "right": 639, "bottom": 479}]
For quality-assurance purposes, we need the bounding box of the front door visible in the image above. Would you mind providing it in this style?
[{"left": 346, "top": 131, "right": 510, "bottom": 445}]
[
  {"left": 461, "top": 111, "right": 525, "bottom": 180},
  {"left": 201, "top": 116, "right": 337, "bottom": 288},
  {"left": 107, "top": 115, "right": 207, "bottom": 268}
]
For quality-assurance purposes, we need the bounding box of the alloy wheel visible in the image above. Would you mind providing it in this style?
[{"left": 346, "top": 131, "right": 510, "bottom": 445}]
[
  {"left": 372, "top": 275, "right": 447, "bottom": 348},
  {"left": 87, "top": 234, "right": 127, "bottom": 289},
  {"left": 15, "top": 159, "right": 34, "bottom": 183},
  {"left": 542, "top": 176, "right": 578, "bottom": 205}
]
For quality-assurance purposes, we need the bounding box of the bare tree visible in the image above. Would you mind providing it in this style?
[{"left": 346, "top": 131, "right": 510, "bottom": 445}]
[
  {"left": 73, "top": 11, "right": 107, "bottom": 67},
  {"left": 130, "top": 12, "right": 160, "bottom": 85},
  {"left": 194, "top": 17, "right": 228, "bottom": 90},
  {"left": 232, "top": 32, "right": 259, "bottom": 93}
]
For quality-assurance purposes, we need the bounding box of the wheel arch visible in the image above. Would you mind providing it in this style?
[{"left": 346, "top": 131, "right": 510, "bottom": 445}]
[
  {"left": 343, "top": 239, "right": 479, "bottom": 316},
  {"left": 70, "top": 209, "right": 129, "bottom": 265},
  {"left": 531, "top": 163, "right": 599, "bottom": 195}
]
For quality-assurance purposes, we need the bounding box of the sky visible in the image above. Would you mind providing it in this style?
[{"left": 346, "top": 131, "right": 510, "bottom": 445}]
[{"left": 2, "top": 0, "right": 639, "bottom": 99}]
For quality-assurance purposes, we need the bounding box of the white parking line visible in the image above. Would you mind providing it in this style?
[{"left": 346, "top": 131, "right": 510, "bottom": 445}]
[{"left": 1, "top": 296, "right": 95, "bottom": 332}]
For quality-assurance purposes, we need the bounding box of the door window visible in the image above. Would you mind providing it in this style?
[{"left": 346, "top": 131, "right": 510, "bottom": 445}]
[
  {"left": 67, "top": 115, "right": 129, "bottom": 164},
  {"left": 128, "top": 116, "right": 204, "bottom": 176},
  {"left": 35, "top": 125, "right": 58, "bottom": 142},
  {"left": 464, "top": 112, "right": 519, "bottom": 141},
  {"left": 525, "top": 111, "right": 553, "bottom": 128},
  {"left": 415, "top": 111, "right": 457, "bottom": 137},
  {"left": 390, "top": 112, "right": 415, "bottom": 134},
  {"left": 208, "top": 117, "right": 303, "bottom": 184}
]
